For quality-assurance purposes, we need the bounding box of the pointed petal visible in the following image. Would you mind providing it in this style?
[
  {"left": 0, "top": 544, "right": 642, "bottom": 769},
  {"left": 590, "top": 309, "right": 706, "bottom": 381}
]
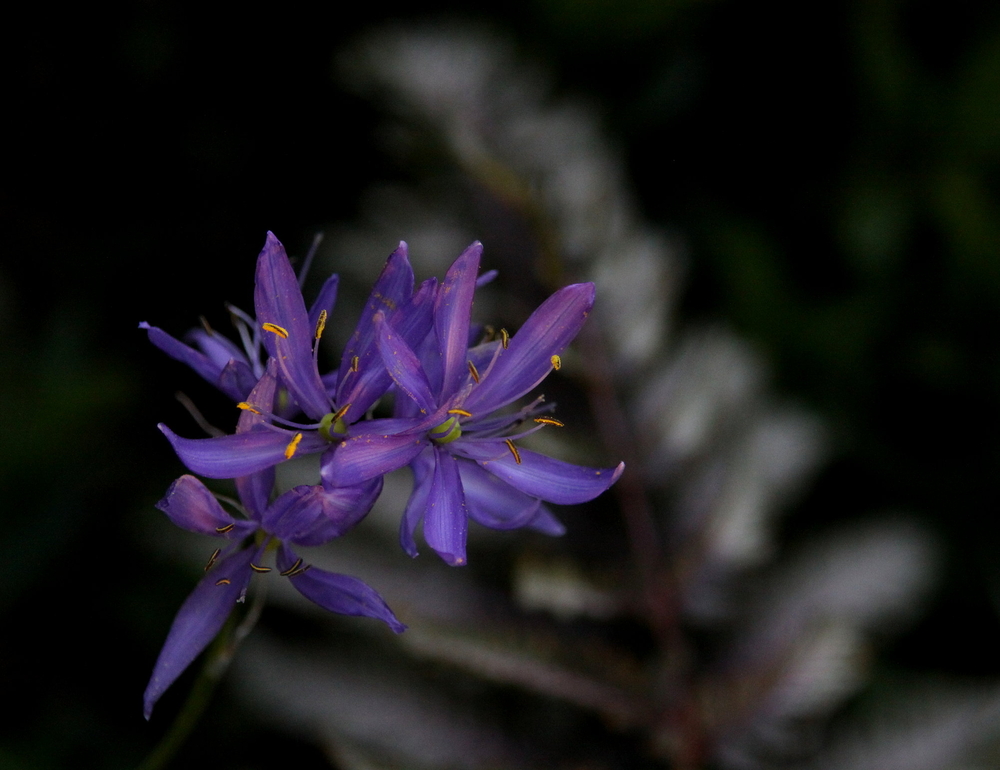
[
  {"left": 336, "top": 242, "right": 414, "bottom": 392},
  {"left": 456, "top": 441, "right": 624, "bottom": 504},
  {"left": 155, "top": 474, "right": 255, "bottom": 539},
  {"left": 308, "top": 273, "right": 339, "bottom": 336},
  {"left": 399, "top": 449, "right": 435, "bottom": 557},
  {"left": 143, "top": 548, "right": 255, "bottom": 719},
  {"left": 140, "top": 323, "right": 244, "bottom": 400},
  {"left": 375, "top": 311, "right": 436, "bottom": 415},
  {"left": 338, "top": 276, "right": 436, "bottom": 418},
  {"left": 424, "top": 446, "right": 468, "bottom": 566},
  {"left": 278, "top": 545, "right": 406, "bottom": 632},
  {"left": 321, "top": 428, "right": 428, "bottom": 486},
  {"left": 253, "top": 232, "right": 330, "bottom": 420},
  {"left": 463, "top": 283, "right": 595, "bottom": 415},
  {"left": 434, "top": 242, "right": 482, "bottom": 398},
  {"left": 159, "top": 424, "right": 328, "bottom": 479}
]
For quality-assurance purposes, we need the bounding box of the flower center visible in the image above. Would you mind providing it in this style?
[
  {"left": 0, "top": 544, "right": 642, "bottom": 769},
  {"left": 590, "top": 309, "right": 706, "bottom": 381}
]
[
  {"left": 318, "top": 405, "right": 351, "bottom": 442},
  {"left": 429, "top": 415, "right": 462, "bottom": 444}
]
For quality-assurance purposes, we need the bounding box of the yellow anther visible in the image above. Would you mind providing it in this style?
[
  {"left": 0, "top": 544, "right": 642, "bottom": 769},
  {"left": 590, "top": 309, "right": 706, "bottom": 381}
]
[
  {"left": 250, "top": 563, "right": 272, "bottom": 574},
  {"left": 550, "top": 354, "right": 562, "bottom": 371},
  {"left": 215, "top": 578, "right": 231, "bottom": 586},
  {"left": 216, "top": 523, "right": 235, "bottom": 533},
  {"left": 279, "top": 558, "right": 304, "bottom": 577},
  {"left": 314, "top": 309, "right": 327, "bottom": 340},
  {"left": 467, "top": 360, "right": 481, "bottom": 384},
  {"left": 504, "top": 438, "right": 522, "bottom": 465},
  {"left": 262, "top": 322, "right": 289, "bottom": 339},
  {"left": 351, "top": 355, "right": 359, "bottom": 373},
  {"left": 447, "top": 409, "right": 472, "bottom": 417},
  {"left": 534, "top": 417, "right": 564, "bottom": 427},
  {"left": 284, "top": 432, "right": 303, "bottom": 459},
  {"left": 333, "top": 403, "right": 351, "bottom": 422},
  {"left": 286, "top": 563, "right": 311, "bottom": 577},
  {"left": 204, "top": 548, "right": 221, "bottom": 572},
  {"left": 236, "top": 402, "right": 261, "bottom": 414},
  {"left": 500, "top": 328, "right": 510, "bottom": 349}
]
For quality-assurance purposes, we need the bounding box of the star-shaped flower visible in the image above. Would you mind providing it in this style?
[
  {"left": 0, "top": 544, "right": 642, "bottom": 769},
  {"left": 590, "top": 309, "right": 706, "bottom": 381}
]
[
  {"left": 322, "top": 242, "right": 624, "bottom": 565},
  {"left": 159, "top": 232, "right": 433, "bottom": 480}
]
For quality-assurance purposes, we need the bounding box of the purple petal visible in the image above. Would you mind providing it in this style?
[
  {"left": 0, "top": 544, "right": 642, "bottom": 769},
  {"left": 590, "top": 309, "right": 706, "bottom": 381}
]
[
  {"left": 278, "top": 545, "right": 406, "bottom": 633},
  {"left": 335, "top": 242, "right": 414, "bottom": 395},
  {"left": 159, "top": 423, "right": 329, "bottom": 479},
  {"left": 338, "top": 276, "right": 437, "bottom": 418},
  {"left": 457, "top": 459, "right": 558, "bottom": 532},
  {"left": 321, "top": 428, "right": 428, "bottom": 486},
  {"left": 455, "top": 440, "right": 624, "bottom": 505},
  {"left": 264, "top": 477, "right": 383, "bottom": 546},
  {"left": 462, "top": 283, "right": 595, "bottom": 415},
  {"left": 155, "top": 474, "right": 256, "bottom": 539},
  {"left": 399, "top": 449, "right": 435, "bottom": 557},
  {"left": 308, "top": 273, "right": 339, "bottom": 336},
  {"left": 253, "top": 232, "right": 331, "bottom": 420},
  {"left": 233, "top": 365, "right": 279, "bottom": 515},
  {"left": 375, "top": 311, "right": 436, "bottom": 415},
  {"left": 143, "top": 547, "right": 255, "bottom": 719},
  {"left": 140, "top": 323, "right": 245, "bottom": 401},
  {"left": 434, "top": 242, "right": 482, "bottom": 399},
  {"left": 216, "top": 359, "right": 258, "bottom": 402},
  {"left": 424, "top": 446, "right": 468, "bottom": 566}
]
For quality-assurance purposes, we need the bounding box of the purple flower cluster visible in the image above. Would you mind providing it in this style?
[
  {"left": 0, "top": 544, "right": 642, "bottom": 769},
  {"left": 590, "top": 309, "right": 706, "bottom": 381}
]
[{"left": 141, "top": 232, "right": 623, "bottom": 718}]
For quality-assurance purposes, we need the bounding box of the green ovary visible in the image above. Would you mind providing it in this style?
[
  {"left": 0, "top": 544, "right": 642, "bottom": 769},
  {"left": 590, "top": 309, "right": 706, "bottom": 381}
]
[{"left": 429, "top": 415, "right": 462, "bottom": 444}]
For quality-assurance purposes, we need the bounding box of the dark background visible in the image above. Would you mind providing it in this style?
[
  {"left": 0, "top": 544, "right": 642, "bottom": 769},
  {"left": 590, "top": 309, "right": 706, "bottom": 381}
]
[{"left": 4, "top": 1, "right": 1000, "bottom": 767}]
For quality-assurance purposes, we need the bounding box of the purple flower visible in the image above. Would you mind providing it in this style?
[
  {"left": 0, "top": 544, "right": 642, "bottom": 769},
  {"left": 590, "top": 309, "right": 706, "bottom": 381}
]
[
  {"left": 322, "top": 242, "right": 624, "bottom": 565},
  {"left": 144, "top": 363, "right": 404, "bottom": 719},
  {"left": 159, "top": 232, "right": 433, "bottom": 480}
]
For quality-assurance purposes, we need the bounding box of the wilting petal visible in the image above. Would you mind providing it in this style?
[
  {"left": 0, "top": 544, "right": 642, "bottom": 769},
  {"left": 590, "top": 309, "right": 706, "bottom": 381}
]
[
  {"left": 278, "top": 545, "right": 406, "bottom": 633},
  {"left": 463, "top": 283, "right": 595, "bottom": 415},
  {"left": 399, "top": 449, "right": 435, "bottom": 557},
  {"left": 265, "top": 477, "right": 383, "bottom": 546},
  {"left": 160, "top": 424, "right": 329, "bottom": 479},
  {"left": 456, "top": 441, "right": 624, "bottom": 505},
  {"left": 321, "top": 429, "right": 428, "bottom": 486},
  {"left": 155, "top": 474, "right": 256, "bottom": 539},
  {"left": 375, "top": 312, "right": 436, "bottom": 414},
  {"left": 423, "top": 446, "right": 468, "bottom": 566},
  {"left": 253, "top": 232, "right": 331, "bottom": 420},
  {"left": 143, "top": 547, "right": 255, "bottom": 719},
  {"left": 434, "top": 242, "right": 482, "bottom": 399}
]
